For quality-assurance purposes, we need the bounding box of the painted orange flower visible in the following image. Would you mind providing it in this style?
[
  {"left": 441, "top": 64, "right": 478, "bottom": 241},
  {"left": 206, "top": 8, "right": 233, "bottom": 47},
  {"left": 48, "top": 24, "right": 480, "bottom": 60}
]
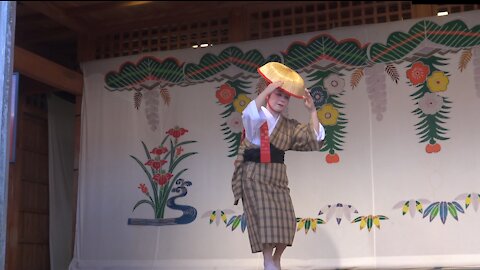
[
  {"left": 215, "top": 83, "right": 236, "bottom": 104},
  {"left": 406, "top": 61, "right": 430, "bottom": 85}
]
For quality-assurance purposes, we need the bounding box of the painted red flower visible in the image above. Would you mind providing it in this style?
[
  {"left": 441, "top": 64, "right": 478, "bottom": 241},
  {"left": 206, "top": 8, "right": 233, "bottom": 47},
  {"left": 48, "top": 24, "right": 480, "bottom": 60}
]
[
  {"left": 406, "top": 62, "right": 430, "bottom": 85},
  {"left": 153, "top": 172, "right": 174, "bottom": 186},
  {"left": 176, "top": 146, "right": 184, "bottom": 156},
  {"left": 166, "top": 127, "right": 188, "bottom": 139},
  {"left": 215, "top": 83, "right": 236, "bottom": 104},
  {"left": 145, "top": 159, "right": 167, "bottom": 170},
  {"left": 150, "top": 147, "right": 168, "bottom": 155},
  {"left": 138, "top": 183, "right": 148, "bottom": 194}
]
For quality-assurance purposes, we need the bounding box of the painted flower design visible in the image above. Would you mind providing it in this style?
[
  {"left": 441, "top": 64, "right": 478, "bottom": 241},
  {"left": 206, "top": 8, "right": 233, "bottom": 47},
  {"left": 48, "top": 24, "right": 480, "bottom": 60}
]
[
  {"left": 323, "top": 74, "right": 345, "bottom": 95},
  {"left": 427, "top": 71, "right": 449, "bottom": 92},
  {"left": 144, "top": 159, "right": 167, "bottom": 170},
  {"left": 406, "top": 61, "right": 430, "bottom": 85},
  {"left": 216, "top": 83, "right": 236, "bottom": 104},
  {"left": 233, "top": 94, "right": 251, "bottom": 113},
  {"left": 175, "top": 146, "right": 184, "bottom": 156},
  {"left": 131, "top": 137, "right": 198, "bottom": 220},
  {"left": 318, "top": 203, "right": 358, "bottom": 224},
  {"left": 150, "top": 147, "right": 168, "bottom": 156},
  {"left": 317, "top": 104, "right": 339, "bottom": 126},
  {"left": 226, "top": 112, "right": 243, "bottom": 133},
  {"left": 153, "top": 172, "right": 173, "bottom": 186},
  {"left": 309, "top": 86, "right": 329, "bottom": 108},
  {"left": 418, "top": 92, "right": 443, "bottom": 115},
  {"left": 166, "top": 126, "right": 188, "bottom": 139},
  {"left": 138, "top": 183, "right": 149, "bottom": 194}
]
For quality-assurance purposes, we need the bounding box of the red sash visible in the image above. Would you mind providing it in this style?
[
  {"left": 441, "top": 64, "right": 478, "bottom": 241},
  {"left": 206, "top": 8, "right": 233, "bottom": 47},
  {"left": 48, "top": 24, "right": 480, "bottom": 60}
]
[{"left": 260, "top": 122, "right": 271, "bottom": 163}]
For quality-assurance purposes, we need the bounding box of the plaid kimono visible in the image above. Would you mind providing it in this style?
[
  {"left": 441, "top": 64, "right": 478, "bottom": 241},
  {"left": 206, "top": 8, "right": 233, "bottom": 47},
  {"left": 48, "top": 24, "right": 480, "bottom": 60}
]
[{"left": 231, "top": 115, "right": 324, "bottom": 253}]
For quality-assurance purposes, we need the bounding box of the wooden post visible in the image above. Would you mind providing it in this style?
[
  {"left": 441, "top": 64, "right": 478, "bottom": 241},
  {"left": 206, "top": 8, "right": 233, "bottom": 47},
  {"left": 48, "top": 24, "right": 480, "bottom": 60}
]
[
  {"left": 412, "top": 4, "right": 435, "bottom": 19},
  {"left": 14, "top": 46, "right": 83, "bottom": 95},
  {"left": 229, "top": 7, "right": 248, "bottom": 43},
  {"left": 0, "top": 2, "right": 16, "bottom": 270},
  {"left": 78, "top": 34, "right": 97, "bottom": 63},
  {"left": 71, "top": 95, "right": 82, "bottom": 258}
]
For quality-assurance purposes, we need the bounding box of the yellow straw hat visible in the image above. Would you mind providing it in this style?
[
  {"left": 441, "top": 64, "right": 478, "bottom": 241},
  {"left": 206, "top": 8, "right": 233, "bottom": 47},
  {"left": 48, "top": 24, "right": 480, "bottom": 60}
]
[{"left": 258, "top": 62, "right": 305, "bottom": 98}]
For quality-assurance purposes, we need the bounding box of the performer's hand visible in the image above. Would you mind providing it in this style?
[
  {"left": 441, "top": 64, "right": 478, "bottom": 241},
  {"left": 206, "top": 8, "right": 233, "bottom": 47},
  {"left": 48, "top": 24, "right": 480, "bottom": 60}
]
[
  {"left": 256, "top": 81, "right": 283, "bottom": 110},
  {"left": 303, "top": 88, "right": 315, "bottom": 113},
  {"left": 264, "top": 81, "right": 283, "bottom": 95}
]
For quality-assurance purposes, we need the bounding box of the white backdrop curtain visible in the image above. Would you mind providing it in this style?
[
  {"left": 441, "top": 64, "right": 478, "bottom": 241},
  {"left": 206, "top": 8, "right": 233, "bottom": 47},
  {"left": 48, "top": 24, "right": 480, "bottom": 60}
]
[
  {"left": 48, "top": 94, "right": 74, "bottom": 270},
  {"left": 71, "top": 10, "right": 480, "bottom": 270}
]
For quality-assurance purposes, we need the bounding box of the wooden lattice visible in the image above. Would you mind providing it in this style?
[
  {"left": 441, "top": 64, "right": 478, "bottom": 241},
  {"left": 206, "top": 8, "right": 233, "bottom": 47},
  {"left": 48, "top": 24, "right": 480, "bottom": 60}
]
[
  {"left": 92, "top": 2, "right": 480, "bottom": 60},
  {"left": 94, "top": 17, "right": 229, "bottom": 59},
  {"left": 248, "top": 1, "right": 412, "bottom": 40},
  {"left": 435, "top": 4, "right": 480, "bottom": 14}
]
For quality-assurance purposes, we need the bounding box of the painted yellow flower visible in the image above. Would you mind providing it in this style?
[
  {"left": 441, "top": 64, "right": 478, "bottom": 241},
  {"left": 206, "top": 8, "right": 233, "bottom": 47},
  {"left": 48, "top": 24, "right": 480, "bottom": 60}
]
[
  {"left": 427, "top": 71, "right": 449, "bottom": 92},
  {"left": 317, "top": 104, "right": 339, "bottom": 126},
  {"left": 233, "top": 94, "right": 251, "bottom": 113}
]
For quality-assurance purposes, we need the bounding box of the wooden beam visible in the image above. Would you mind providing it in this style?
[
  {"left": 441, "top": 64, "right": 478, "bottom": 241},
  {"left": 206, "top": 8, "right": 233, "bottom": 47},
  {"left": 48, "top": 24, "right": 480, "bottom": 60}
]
[
  {"left": 13, "top": 46, "right": 83, "bottom": 95},
  {"left": 93, "top": 1, "right": 312, "bottom": 35},
  {"left": 21, "top": 1, "right": 90, "bottom": 33},
  {"left": 16, "top": 28, "right": 76, "bottom": 45},
  {"left": 94, "top": 5, "right": 237, "bottom": 35},
  {"left": 64, "top": 1, "right": 155, "bottom": 16}
]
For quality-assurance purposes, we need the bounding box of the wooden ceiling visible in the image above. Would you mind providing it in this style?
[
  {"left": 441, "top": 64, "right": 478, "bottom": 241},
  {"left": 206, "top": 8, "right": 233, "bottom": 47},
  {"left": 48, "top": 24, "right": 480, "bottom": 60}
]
[
  {"left": 14, "top": 2, "right": 480, "bottom": 72},
  {"left": 14, "top": 1, "right": 307, "bottom": 70}
]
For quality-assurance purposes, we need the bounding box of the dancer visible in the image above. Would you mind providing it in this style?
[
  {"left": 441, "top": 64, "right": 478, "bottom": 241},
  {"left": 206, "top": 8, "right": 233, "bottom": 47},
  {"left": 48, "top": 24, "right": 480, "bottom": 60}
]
[{"left": 232, "top": 62, "right": 325, "bottom": 270}]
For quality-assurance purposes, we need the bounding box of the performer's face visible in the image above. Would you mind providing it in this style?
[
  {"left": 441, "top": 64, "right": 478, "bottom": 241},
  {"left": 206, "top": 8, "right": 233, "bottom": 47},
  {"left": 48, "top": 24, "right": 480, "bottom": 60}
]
[{"left": 267, "top": 89, "right": 290, "bottom": 113}]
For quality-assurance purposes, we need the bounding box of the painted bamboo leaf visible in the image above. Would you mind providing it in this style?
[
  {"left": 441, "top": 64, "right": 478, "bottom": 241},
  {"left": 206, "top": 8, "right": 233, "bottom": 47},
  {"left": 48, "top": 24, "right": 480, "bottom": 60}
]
[
  {"left": 231, "top": 215, "right": 242, "bottom": 231},
  {"left": 426, "top": 20, "right": 480, "bottom": 48},
  {"left": 370, "top": 19, "right": 480, "bottom": 63},
  {"left": 105, "top": 57, "right": 184, "bottom": 90},
  {"left": 184, "top": 47, "right": 281, "bottom": 80},
  {"left": 241, "top": 213, "right": 247, "bottom": 232},
  {"left": 284, "top": 35, "right": 368, "bottom": 69}
]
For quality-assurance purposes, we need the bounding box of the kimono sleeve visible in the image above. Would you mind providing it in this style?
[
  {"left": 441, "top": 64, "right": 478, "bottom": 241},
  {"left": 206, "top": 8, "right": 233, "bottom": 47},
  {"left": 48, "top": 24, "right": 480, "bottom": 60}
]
[
  {"left": 231, "top": 139, "right": 247, "bottom": 205},
  {"left": 289, "top": 120, "right": 324, "bottom": 152}
]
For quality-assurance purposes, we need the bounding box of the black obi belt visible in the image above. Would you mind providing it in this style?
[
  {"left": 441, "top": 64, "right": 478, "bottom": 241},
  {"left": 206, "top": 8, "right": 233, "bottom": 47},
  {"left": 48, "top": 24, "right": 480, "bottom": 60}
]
[{"left": 243, "top": 144, "right": 285, "bottom": 164}]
